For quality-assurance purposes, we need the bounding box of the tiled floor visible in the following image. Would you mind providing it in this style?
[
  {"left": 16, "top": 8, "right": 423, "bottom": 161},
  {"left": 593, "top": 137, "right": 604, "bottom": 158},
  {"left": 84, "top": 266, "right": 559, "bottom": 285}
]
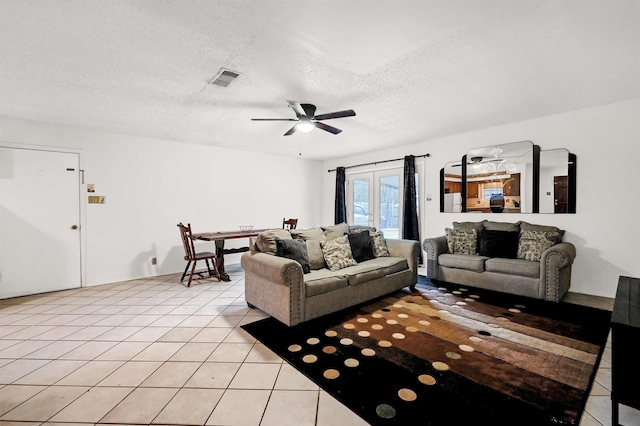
[{"left": 0, "top": 264, "right": 637, "bottom": 426}]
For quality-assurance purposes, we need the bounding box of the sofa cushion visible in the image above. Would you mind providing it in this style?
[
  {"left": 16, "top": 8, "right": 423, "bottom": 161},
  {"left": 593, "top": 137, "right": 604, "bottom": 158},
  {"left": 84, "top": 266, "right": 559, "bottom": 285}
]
[
  {"left": 370, "top": 231, "right": 390, "bottom": 257},
  {"left": 520, "top": 221, "right": 565, "bottom": 237},
  {"left": 483, "top": 220, "right": 521, "bottom": 233},
  {"left": 255, "top": 229, "right": 292, "bottom": 255},
  {"left": 485, "top": 257, "right": 540, "bottom": 278},
  {"left": 336, "top": 257, "right": 409, "bottom": 286},
  {"left": 439, "top": 253, "right": 488, "bottom": 272},
  {"left": 479, "top": 229, "right": 519, "bottom": 259},
  {"left": 349, "top": 225, "right": 377, "bottom": 234},
  {"left": 275, "top": 238, "right": 310, "bottom": 274},
  {"left": 446, "top": 228, "right": 478, "bottom": 255},
  {"left": 517, "top": 230, "right": 563, "bottom": 262},
  {"left": 322, "top": 223, "right": 349, "bottom": 240},
  {"left": 452, "top": 221, "right": 484, "bottom": 232},
  {"left": 304, "top": 270, "right": 349, "bottom": 296},
  {"left": 320, "top": 235, "right": 358, "bottom": 271},
  {"left": 348, "top": 231, "right": 375, "bottom": 263},
  {"left": 291, "top": 227, "right": 327, "bottom": 270}
]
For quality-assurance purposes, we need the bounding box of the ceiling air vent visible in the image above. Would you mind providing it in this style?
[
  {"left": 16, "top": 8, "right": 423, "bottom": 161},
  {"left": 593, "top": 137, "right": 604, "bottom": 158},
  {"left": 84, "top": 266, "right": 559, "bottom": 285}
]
[{"left": 209, "top": 69, "right": 240, "bottom": 87}]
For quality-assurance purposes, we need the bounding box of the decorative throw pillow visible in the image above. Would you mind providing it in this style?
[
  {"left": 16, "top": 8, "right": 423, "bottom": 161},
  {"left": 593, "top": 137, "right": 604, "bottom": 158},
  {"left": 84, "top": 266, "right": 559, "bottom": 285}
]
[
  {"left": 370, "top": 231, "right": 390, "bottom": 257},
  {"left": 255, "top": 229, "right": 292, "bottom": 255},
  {"left": 479, "top": 229, "right": 519, "bottom": 258},
  {"left": 291, "top": 227, "right": 327, "bottom": 270},
  {"left": 322, "top": 223, "right": 350, "bottom": 240},
  {"left": 348, "top": 231, "right": 375, "bottom": 263},
  {"left": 275, "top": 238, "right": 311, "bottom": 273},
  {"left": 445, "top": 228, "right": 478, "bottom": 255},
  {"left": 517, "top": 230, "right": 563, "bottom": 262},
  {"left": 320, "top": 235, "right": 357, "bottom": 271}
]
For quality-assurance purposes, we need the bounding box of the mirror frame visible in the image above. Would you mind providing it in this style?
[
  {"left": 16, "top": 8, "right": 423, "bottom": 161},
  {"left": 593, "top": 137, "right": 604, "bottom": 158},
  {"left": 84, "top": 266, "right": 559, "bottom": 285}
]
[{"left": 438, "top": 141, "right": 579, "bottom": 214}]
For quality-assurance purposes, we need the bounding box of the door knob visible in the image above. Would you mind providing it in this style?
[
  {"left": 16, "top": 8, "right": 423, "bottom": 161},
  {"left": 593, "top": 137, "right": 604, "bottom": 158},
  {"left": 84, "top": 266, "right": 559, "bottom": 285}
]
[{"left": 71, "top": 225, "right": 78, "bottom": 230}]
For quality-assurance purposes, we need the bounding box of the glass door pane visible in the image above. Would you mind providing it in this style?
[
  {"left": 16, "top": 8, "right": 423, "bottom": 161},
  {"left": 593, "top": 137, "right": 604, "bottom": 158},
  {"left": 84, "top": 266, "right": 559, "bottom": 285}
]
[
  {"left": 349, "top": 174, "right": 372, "bottom": 227},
  {"left": 379, "top": 174, "right": 400, "bottom": 239}
]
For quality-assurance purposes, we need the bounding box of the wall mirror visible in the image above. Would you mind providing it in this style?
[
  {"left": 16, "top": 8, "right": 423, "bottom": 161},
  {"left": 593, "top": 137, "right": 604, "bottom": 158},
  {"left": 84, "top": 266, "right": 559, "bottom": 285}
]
[
  {"left": 539, "top": 149, "right": 576, "bottom": 213},
  {"left": 464, "top": 140, "right": 538, "bottom": 213}
]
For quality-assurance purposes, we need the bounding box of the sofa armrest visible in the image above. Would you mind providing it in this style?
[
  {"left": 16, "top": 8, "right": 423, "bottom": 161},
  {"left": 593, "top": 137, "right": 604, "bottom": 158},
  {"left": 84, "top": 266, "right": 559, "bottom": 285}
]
[
  {"left": 422, "top": 236, "right": 447, "bottom": 280},
  {"left": 241, "top": 251, "right": 305, "bottom": 326},
  {"left": 540, "top": 242, "right": 577, "bottom": 302},
  {"left": 386, "top": 239, "right": 420, "bottom": 283}
]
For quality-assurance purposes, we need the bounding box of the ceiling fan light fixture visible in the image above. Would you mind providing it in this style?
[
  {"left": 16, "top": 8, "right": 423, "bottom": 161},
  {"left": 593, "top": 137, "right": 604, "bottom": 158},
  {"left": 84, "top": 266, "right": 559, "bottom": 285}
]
[{"left": 296, "top": 121, "right": 314, "bottom": 133}]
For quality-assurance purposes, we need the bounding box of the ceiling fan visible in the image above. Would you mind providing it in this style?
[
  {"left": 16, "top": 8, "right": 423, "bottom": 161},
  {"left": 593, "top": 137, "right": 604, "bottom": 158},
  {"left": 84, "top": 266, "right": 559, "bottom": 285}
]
[{"left": 251, "top": 100, "right": 356, "bottom": 136}]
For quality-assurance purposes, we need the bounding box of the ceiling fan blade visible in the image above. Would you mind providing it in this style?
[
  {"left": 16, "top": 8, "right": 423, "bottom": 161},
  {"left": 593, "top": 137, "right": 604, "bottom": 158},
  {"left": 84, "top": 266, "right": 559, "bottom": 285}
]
[
  {"left": 251, "top": 118, "right": 297, "bottom": 121},
  {"left": 315, "top": 122, "right": 342, "bottom": 135},
  {"left": 287, "top": 100, "right": 307, "bottom": 117},
  {"left": 284, "top": 125, "right": 297, "bottom": 136},
  {"left": 314, "top": 109, "right": 356, "bottom": 120},
  {"left": 300, "top": 103, "right": 317, "bottom": 118}
]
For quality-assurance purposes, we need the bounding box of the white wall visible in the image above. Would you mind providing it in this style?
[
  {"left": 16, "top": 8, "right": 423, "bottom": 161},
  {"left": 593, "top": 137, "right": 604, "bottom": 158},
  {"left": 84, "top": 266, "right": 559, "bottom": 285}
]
[
  {"left": 0, "top": 116, "right": 323, "bottom": 286},
  {"left": 323, "top": 98, "right": 640, "bottom": 299}
]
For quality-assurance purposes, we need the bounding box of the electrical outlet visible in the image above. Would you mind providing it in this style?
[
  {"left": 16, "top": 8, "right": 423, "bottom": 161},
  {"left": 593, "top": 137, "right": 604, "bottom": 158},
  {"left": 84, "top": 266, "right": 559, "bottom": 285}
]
[{"left": 151, "top": 257, "right": 157, "bottom": 265}]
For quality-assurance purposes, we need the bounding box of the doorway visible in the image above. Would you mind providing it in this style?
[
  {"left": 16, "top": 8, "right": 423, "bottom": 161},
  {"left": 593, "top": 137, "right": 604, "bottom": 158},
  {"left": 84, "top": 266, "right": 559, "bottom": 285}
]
[
  {"left": 347, "top": 169, "right": 403, "bottom": 239},
  {"left": 0, "top": 147, "right": 82, "bottom": 299}
]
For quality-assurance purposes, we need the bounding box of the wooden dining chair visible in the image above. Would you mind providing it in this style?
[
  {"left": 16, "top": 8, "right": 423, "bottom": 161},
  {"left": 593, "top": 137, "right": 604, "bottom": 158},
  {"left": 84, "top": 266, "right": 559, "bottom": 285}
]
[
  {"left": 283, "top": 218, "right": 298, "bottom": 230},
  {"left": 177, "top": 223, "right": 220, "bottom": 286}
]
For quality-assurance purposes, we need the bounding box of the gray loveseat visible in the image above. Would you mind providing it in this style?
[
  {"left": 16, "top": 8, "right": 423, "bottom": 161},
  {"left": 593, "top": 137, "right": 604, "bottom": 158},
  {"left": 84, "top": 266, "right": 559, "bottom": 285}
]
[
  {"left": 241, "top": 223, "right": 420, "bottom": 326},
  {"left": 423, "top": 220, "right": 576, "bottom": 302}
]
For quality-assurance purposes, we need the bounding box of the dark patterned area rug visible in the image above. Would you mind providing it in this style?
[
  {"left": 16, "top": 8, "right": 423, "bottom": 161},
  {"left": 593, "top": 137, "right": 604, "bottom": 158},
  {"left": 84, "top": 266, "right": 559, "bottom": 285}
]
[{"left": 242, "top": 276, "right": 611, "bottom": 425}]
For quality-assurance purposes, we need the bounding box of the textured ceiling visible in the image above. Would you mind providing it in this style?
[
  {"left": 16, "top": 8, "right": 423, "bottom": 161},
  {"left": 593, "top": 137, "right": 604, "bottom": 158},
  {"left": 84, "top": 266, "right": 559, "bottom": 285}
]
[{"left": 1, "top": 0, "right": 639, "bottom": 161}]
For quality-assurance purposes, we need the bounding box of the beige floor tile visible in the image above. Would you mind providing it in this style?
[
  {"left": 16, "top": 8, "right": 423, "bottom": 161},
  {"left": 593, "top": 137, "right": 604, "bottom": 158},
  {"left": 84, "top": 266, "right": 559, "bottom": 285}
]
[
  {"left": 0, "top": 359, "right": 50, "bottom": 384},
  {"left": 206, "top": 342, "right": 253, "bottom": 362},
  {"left": 37, "top": 314, "right": 83, "bottom": 326},
  {"left": 95, "top": 326, "right": 143, "bottom": 341},
  {"left": 316, "top": 390, "right": 369, "bottom": 426},
  {"left": 143, "top": 305, "right": 177, "bottom": 315},
  {"left": 229, "top": 363, "right": 281, "bottom": 389},
  {"left": 0, "top": 385, "right": 46, "bottom": 416},
  {"left": 274, "top": 363, "right": 319, "bottom": 390},
  {"left": 50, "top": 386, "right": 133, "bottom": 423},
  {"left": 60, "top": 341, "right": 119, "bottom": 360},
  {"left": 194, "top": 305, "right": 226, "bottom": 316},
  {"left": 150, "top": 314, "right": 189, "bottom": 327},
  {"left": 152, "top": 388, "right": 224, "bottom": 425},
  {"left": 245, "top": 343, "right": 283, "bottom": 363},
  {"left": 22, "top": 340, "right": 84, "bottom": 359},
  {"left": 121, "top": 314, "right": 163, "bottom": 327},
  {"left": 206, "top": 389, "right": 271, "bottom": 426},
  {"left": 261, "top": 389, "right": 318, "bottom": 426},
  {"left": 0, "top": 385, "right": 88, "bottom": 421},
  {"left": 177, "top": 315, "right": 215, "bottom": 327},
  {"left": 0, "top": 340, "right": 18, "bottom": 352},
  {"left": 223, "top": 327, "right": 257, "bottom": 344},
  {"left": 95, "top": 341, "right": 151, "bottom": 360},
  {"left": 99, "top": 387, "right": 178, "bottom": 424},
  {"left": 97, "top": 360, "right": 162, "bottom": 387},
  {"left": 30, "top": 326, "right": 84, "bottom": 340},
  {"left": 126, "top": 326, "right": 173, "bottom": 342},
  {"left": 169, "top": 342, "right": 219, "bottom": 362},
  {"left": 93, "top": 314, "right": 136, "bottom": 326},
  {"left": 131, "top": 342, "right": 184, "bottom": 361},
  {"left": 191, "top": 327, "right": 233, "bottom": 343},
  {"left": 57, "top": 360, "right": 125, "bottom": 385},
  {"left": 0, "top": 340, "right": 51, "bottom": 358},
  {"left": 184, "top": 362, "right": 241, "bottom": 388},
  {"left": 14, "top": 359, "right": 86, "bottom": 385},
  {"left": 0, "top": 325, "right": 55, "bottom": 339},
  {"left": 140, "top": 361, "right": 201, "bottom": 387},
  {"left": 61, "top": 325, "right": 113, "bottom": 340},
  {"left": 158, "top": 327, "right": 201, "bottom": 342}
]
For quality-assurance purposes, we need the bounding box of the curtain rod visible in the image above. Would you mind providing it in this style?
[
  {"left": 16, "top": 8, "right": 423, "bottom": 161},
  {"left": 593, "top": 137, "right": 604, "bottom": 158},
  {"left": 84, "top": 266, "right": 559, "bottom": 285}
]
[{"left": 327, "top": 153, "right": 430, "bottom": 172}]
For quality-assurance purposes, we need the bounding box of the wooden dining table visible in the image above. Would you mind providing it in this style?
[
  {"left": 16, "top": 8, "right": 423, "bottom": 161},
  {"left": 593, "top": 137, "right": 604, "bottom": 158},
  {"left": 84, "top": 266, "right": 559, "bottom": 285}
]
[{"left": 191, "top": 228, "right": 268, "bottom": 281}]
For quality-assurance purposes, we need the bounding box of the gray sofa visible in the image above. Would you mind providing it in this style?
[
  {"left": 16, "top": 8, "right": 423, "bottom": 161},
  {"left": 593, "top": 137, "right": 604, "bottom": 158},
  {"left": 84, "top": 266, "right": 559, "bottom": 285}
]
[
  {"left": 423, "top": 220, "right": 576, "bottom": 302},
  {"left": 241, "top": 223, "right": 420, "bottom": 326}
]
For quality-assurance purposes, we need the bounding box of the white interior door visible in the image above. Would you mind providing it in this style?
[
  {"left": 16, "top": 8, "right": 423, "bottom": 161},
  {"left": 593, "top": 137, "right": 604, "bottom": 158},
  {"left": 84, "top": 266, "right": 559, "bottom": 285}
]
[
  {"left": 0, "top": 147, "right": 82, "bottom": 299},
  {"left": 347, "top": 168, "right": 403, "bottom": 239}
]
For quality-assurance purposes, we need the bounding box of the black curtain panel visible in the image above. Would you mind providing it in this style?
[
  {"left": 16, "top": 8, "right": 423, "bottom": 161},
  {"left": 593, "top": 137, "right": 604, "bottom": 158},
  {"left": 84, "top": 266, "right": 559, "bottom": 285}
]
[
  {"left": 334, "top": 166, "right": 347, "bottom": 224},
  {"left": 402, "top": 156, "right": 421, "bottom": 261}
]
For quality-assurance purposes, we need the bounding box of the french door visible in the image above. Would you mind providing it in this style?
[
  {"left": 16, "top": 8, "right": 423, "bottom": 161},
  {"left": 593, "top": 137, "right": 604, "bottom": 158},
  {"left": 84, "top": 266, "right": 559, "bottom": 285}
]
[
  {"left": 0, "top": 147, "right": 82, "bottom": 299},
  {"left": 347, "top": 169, "right": 403, "bottom": 239}
]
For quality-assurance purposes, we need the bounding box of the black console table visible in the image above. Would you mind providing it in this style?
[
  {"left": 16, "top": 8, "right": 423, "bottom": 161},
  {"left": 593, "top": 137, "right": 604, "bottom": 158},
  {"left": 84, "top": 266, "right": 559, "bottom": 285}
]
[{"left": 611, "top": 275, "right": 640, "bottom": 426}]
